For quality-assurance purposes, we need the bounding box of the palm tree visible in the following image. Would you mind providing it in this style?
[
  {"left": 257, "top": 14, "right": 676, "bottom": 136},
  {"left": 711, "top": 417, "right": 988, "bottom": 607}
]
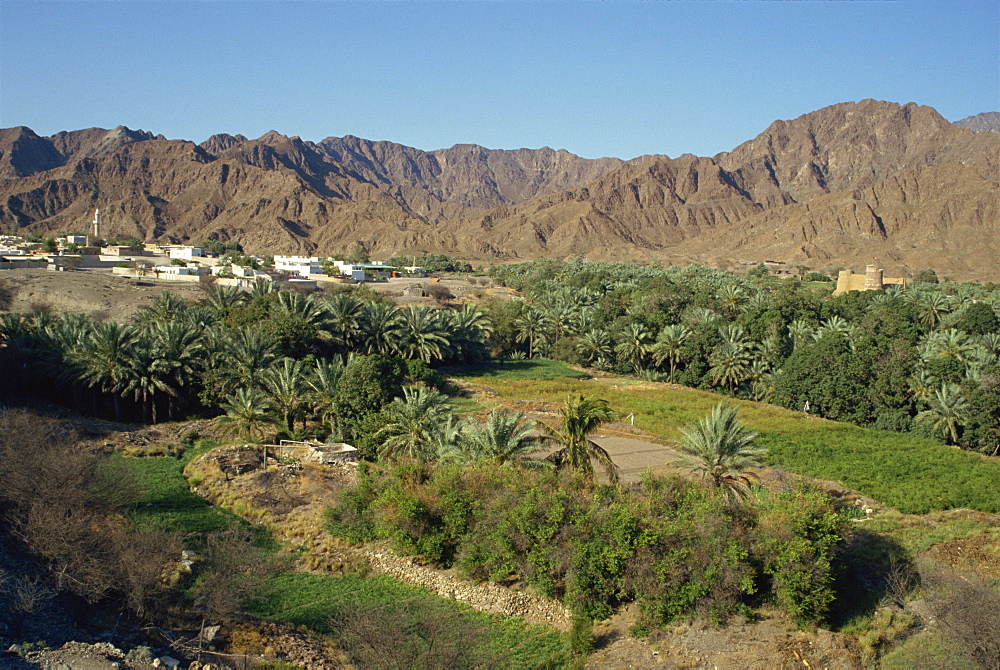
[
  {"left": 651, "top": 324, "right": 690, "bottom": 383},
  {"left": 249, "top": 277, "right": 277, "bottom": 299},
  {"left": 910, "top": 290, "right": 953, "bottom": 330},
  {"left": 149, "top": 320, "right": 205, "bottom": 420},
  {"left": 615, "top": 322, "right": 652, "bottom": 372},
  {"left": 709, "top": 340, "right": 753, "bottom": 396},
  {"left": 681, "top": 306, "right": 722, "bottom": 328},
  {"left": 578, "top": 329, "right": 614, "bottom": 365},
  {"left": 77, "top": 321, "right": 139, "bottom": 421},
  {"left": 134, "top": 291, "right": 185, "bottom": 325},
  {"left": 461, "top": 409, "right": 542, "bottom": 465},
  {"left": 541, "top": 394, "right": 619, "bottom": 483},
  {"left": 261, "top": 357, "right": 308, "bottom": 433},
  {"left": 210, "top": 327, "right": 280, "bottom": 396},
  {"left": 375, "top": 386, "right": 453, "bottom": 460},
  {"left": 718, "top": 284, "right": 746, "bottom": 318},
  {"left": 445, "top": 304, "right": 493, "bottom": 362},
  {"left": 396, "top": 306, "right": 451, "bottom": 364},
  {"left": 274, "top": 290, "right": 328, "bottom": 329},
  {"left": 359, "top": 301, "right": 401, "bottom": 355},
  {"left": 306, "top": 357, "right": 345, "bottom": 434},
  {"left": 921, "top": 328, "right": 977, "bottom": 364},
  {"left": 679, "top": 402, "right": 765, "bottom": 502},
  {"left": 325, "top": 292, "right": 364, "bottom": 351},
  {"left": 216, "top": 387, "right": 273, "bottom": 441},
  {"left": 202, "top": 284, "right": 246, "bottom": 316},
  {"left": 916, "top": 383, "right": 970, "bottom": 445},
  {"left": 788, "top": 319, "right": 815, "bottom": 351},
  {"left": 121, "top": 332, "right": 175, "bottom": 423},
  {"left": 514, "top": 308, "right": 550, "bottom": 358}
]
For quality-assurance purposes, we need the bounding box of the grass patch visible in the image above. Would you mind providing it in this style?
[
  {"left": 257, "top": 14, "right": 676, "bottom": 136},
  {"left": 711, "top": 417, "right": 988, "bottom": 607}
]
[
  {"left": 246, "top": 572, "right": 570, "bottom": 668},
  {"left": 447, "top": 396, "right": 485, "bottom": 415},
  {"left": 123, "top": 440, "right": 247, "bottom": 537},
  {"left": 450, "top": 358, "right": 590, "bottom": 381},
  {"left": 456, "top": 375, "right": 1000, "bottom": 514}
]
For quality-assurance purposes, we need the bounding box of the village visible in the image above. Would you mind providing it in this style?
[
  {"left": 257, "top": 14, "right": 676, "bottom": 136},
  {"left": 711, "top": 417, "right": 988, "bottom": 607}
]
[{"left": 0, "top": 210, "right": 432, "bottom": 289}]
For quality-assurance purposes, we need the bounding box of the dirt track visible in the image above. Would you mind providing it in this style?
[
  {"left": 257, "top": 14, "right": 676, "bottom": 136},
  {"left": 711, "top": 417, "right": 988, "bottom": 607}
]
[{"left": 590, "top": 435, "right": 694, "bottom": 483}]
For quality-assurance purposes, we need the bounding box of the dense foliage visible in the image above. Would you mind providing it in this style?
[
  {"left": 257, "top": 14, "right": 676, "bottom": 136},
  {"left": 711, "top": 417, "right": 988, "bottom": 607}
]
[
  {"left": 485, "top": 260, "right": 1000, "bottom": 453},
  {"left": 327, "top": 461, "right": 848, "bottom": 629},
  {"left": 0, "top": 283, "right": 492, "bottom": 443}
]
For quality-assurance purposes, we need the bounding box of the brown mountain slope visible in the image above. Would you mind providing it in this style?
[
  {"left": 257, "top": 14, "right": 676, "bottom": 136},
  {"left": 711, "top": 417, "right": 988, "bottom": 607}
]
[
  {"left": 457, "top": 101, "right": 1000, "bottom": 279},
  {"left": 954, "top": 112, "right": 1000, "bottom": 134},
  {"left": 0, "top": 100, "right": 997, "bottom": 280}
]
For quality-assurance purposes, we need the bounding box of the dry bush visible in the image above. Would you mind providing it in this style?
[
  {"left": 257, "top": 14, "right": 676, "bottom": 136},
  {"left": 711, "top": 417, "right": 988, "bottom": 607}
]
[
  {"left": 424, "top": 283, "right": 454, "bottom": 301},
  {"left": 194, "top": 528, "right": 288, "bottom": 623},
  {"left": 918, "top": 559, "right": 1000, "bottom": 668},
  {"left": 331, "top": 603, "right": 488, "bottom": 669},
  {"left": 0, "top": 280, "right": 15, "bottom": 311},
  {"left": 0, "top": 408, "right": 178, "bottom": 615}
]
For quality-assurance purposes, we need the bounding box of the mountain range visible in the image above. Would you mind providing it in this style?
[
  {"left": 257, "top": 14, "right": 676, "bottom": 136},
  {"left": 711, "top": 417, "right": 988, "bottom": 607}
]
[{"left": 1, "top": 99, "right": 997, "bottom": 281}]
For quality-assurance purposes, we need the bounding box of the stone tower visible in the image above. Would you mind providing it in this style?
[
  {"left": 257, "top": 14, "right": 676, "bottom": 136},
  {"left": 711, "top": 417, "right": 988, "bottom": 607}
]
[
  {"left": 864, "top": 264, "right": 884, "bottom": 291},
  {"left": 92, "top": 209, "right": 101, "bottom": 240}
]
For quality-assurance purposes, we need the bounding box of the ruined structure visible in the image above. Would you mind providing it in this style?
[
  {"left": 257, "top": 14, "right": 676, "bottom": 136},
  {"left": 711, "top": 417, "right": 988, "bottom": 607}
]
[{"left": 834, "top": 264, "right": 907, "bottom": 296}]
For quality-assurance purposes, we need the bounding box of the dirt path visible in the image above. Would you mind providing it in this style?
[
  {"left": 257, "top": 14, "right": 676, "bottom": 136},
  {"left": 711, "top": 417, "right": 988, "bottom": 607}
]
[{"left": 590, "top": 435, "right": 693, "bottom": 483}]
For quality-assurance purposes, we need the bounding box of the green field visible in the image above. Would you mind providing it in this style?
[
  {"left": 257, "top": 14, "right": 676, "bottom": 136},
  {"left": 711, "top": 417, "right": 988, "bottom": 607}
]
[
  {"left": 456, "top": 360, "right": 1000, "bottom": 514},
  {"left": 451, "top": 358, "right": 590, "bottom": 381},
  {"left": 122, "top": 442, "right": 249, "bottom": 537}
]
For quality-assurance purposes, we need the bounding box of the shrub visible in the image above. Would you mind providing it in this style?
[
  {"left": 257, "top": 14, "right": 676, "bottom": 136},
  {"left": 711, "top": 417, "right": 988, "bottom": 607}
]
[{"left": 752, "top": 483, "right": 847, "bottom": 627}]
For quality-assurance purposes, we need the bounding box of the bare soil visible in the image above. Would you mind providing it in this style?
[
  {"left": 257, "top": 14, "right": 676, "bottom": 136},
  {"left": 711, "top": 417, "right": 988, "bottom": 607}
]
[
  {"left": 0, "top": 268, "right": 206, "bottom": 321},
  {"left": 0, "top": 269, "right": 510, "bottom": 322}
]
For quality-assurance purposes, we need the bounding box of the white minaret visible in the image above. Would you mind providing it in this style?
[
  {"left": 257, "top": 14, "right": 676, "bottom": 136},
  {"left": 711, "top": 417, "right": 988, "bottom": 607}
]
[{"left": 92, "top": 209, "right": 101, "bottom": 240}]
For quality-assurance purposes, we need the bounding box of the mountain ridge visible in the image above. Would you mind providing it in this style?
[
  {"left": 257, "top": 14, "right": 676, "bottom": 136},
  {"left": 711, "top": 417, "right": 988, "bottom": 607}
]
[{"left": 1, "top": 99, "right": 997, "bottom": 281}]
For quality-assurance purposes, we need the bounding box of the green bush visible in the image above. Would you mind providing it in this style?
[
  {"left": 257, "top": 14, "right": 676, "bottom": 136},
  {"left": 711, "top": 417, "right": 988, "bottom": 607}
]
[
  {"left": 326, "top": 462, "right": 846, "bottom": 629},
  {"left": 752, "top": 484, "right": 847, "bottom": 627}
]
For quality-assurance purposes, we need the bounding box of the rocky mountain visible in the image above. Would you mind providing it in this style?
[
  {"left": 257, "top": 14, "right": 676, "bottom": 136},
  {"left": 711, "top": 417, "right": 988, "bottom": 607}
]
[
  {"left": 1, "top": 100, "right": 997, "bottom": 280},
  {"left": 953, "top": 112, "right": 1000, "bottom": 134}
]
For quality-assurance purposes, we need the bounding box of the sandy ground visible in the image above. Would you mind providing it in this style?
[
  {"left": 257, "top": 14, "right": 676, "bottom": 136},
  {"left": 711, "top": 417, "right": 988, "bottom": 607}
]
[
  {"left": 1, "top": 268, "right": 206, "bottom": 322},
  {"left": 0, "top": 269, "right": 507, "bottom": 322}
]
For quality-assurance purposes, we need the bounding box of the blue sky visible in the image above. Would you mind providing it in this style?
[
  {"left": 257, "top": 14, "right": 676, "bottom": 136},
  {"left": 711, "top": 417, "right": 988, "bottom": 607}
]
[{"left": 1, "top": 0, "right": 997, "bottom": 159}]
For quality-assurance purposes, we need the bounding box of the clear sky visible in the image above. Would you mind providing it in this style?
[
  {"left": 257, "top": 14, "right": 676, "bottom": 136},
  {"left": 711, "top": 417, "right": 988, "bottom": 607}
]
[{"left": 1, "top": 0, "right": 997, "bottom": 159}]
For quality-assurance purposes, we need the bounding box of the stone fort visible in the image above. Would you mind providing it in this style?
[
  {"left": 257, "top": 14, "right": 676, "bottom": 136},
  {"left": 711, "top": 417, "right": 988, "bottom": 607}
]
[{"left": 834, "top": 264, "right": 907, "bottom": 296}]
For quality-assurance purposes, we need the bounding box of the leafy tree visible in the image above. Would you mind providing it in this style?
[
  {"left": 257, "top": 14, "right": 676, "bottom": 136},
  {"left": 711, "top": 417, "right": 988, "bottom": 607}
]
[
  {"left": 679, "top": 402, "right": 765, "bottom": 502},
  {"left": 542, "top": 395, "right": 619, "bottom": 483},
  {"left": 345, "top": 242, "right": 370, "bottom": 265},
  {"left": 955, "top": 302, "right": 999, "bottom": 335},
  {"left": 914, "top": 268, "right": 940, "bottom": 284},
  {"left": 332, "top": 354, "right": 405, "bottom": 435}
]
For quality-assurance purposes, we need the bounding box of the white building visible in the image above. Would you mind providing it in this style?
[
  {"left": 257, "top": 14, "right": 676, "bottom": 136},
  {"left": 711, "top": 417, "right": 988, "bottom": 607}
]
[
  {"left": 274, "top": 255, "right": 322, "bottom": 278},
  {"left": 168, "top": 246, "right": 206, "bottom": 261}
]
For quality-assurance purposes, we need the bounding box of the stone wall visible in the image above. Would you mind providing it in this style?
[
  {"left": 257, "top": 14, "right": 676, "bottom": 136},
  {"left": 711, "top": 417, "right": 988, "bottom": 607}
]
[{"left": 362, "top": 548, "right": 572, "bottom": 627}]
